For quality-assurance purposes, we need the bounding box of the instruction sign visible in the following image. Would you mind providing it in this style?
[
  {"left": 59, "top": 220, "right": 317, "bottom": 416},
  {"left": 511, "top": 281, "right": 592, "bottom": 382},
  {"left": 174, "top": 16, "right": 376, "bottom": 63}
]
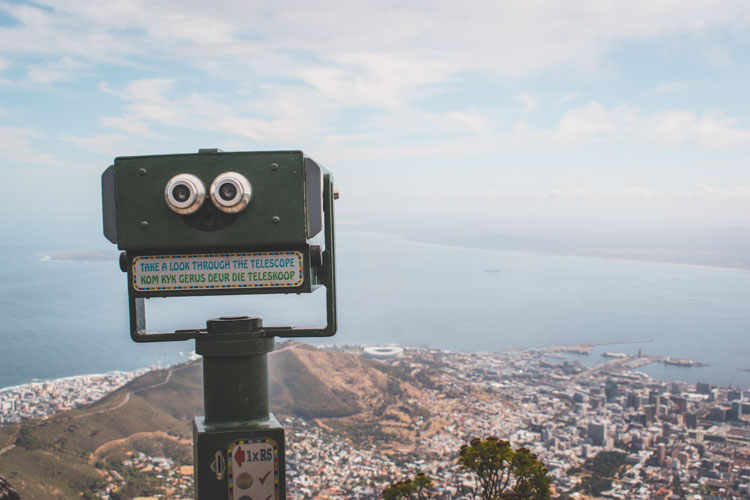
[
  {"left": 228, "top": 439, "right": 279, "bottom": 500},
  {"left": 132, "top": 251, "right": 304, "bottom": 291}
]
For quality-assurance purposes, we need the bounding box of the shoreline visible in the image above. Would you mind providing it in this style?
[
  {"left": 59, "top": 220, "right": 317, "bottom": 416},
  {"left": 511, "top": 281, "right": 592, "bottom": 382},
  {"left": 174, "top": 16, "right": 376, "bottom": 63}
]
[
  {"left": 0, "top": 339, "right": 724, "bottom": 426},
  {"left": 0, "top": 368, "right": 150, "bottom": 426},
  {"left": 0, "top": 339, "right": 707, "bottom": 393},
  {"left": 403, "top": 236, "right": 750, "bottom": 274},
  {"left": 0, "top": 352, "right": 200, "bottom": 425},
  {"left": 0, "top": 369, "right": 144, "bottom": 394}
]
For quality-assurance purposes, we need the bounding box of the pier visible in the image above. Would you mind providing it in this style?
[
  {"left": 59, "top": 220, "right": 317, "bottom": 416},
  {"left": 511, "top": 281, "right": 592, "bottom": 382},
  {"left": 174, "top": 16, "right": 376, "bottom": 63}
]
[{"left": 554, "top": 338, "right": 654, "bottom": 355}]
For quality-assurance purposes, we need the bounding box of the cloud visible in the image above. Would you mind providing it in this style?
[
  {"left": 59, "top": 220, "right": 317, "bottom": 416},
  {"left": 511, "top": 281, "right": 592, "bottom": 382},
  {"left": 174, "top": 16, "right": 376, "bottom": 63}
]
[
  {"left": 548, "top": 187, "right": 598, "bottom": 199},
  {"left": 100, "top": 78, "right": 175, "bottom": 102},
  {"left": 531, "top": 103, "right": 750, "bottom": 150},
  {"left": 0, "top": 56, "right": 10, "bottom": 85},
  {"left": 559, "top": 92, "right": 580, "bottom": 103},
  {"left": 2, "top": 1, "right": 750, "bottom": 86},
  {"left": 99, "top": 79, "right": 193, "bottom": 138},
  {"left": 99, "top": 116, "right": 156, "bottom": 137},
  {"left": 92, "top": 70, "right": 495, "bottom": 149},
  {"left": 443, "top": 111, "right": 490, "bottom": 134},
  {"left": 0, "top": 126, "right": 60, "bottom": 165},
  {"left": 550, "top": 102, "right": 637, "bottom": 145},
  {"left": 26, "top": 56, "right": 87, "bottom": 83},
  {"left": 0, "top": 2, "right": 138, "bottom": 64},
  {"left": 97, "top": 78, "right": 315, "bottom": 143},
  {"left": 299, "top": 53, "right": 457, "bottom": 109},
  {"left": 544, "top": 184, "right": 750, "bottom": 202},
  {"left": 517, "top": 91, "right": 538, "bottom": 114},
  {"left": 651, "top": 111, "right": 750, "bottom": 147},
  {"left": 3, "top": 1, "right": 749, "bottom": 167},
  {"left": 621, "top": 186, "right": 657, "bottom": 200},
  {"left": 685, "top": 184, "right": 750, "bottom": 200},
  {"left": 700, "top": 46, "right": 734, "bottom": 68},
  {"left": 650, "top": 80, "right": 705, "bottom": 94},
  {"left": 59, "top": 133, "right": 130, "bottom": 155}
]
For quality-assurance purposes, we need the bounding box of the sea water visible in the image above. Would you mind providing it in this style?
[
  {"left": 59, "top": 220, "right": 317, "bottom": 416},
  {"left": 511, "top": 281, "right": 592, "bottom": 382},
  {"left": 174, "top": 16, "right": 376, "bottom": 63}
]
[{"left": 0, "top": 230, "right": 749, "bottom": 389}]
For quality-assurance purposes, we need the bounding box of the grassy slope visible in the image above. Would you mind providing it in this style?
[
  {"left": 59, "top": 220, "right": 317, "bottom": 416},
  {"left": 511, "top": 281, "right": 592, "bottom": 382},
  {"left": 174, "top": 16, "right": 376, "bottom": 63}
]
[{"left": 269, "top": 346, "right": 364, "bottom": 418}]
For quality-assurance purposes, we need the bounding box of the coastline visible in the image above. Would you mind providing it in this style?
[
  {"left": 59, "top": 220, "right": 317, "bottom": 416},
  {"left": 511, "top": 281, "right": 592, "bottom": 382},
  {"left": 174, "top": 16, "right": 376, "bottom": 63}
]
[
  {"left": 37, "top": 234, "right": 750, "bottom": 272},
  {"left": 38, "top": 250, "right": 119, "bottom": 263},
  {"left": 0, "top": 368, "right": 150, "bottom": 425},
  {"left": 403, "top": 236, "right": 750, "bottom": 274},
  {"left": 0, "top": 340, "right": 710, "bottom": 426}
]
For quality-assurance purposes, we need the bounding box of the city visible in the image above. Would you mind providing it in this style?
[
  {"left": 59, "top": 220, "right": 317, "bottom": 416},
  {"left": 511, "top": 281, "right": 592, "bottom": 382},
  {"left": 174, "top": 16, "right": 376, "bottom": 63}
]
[
  {"left": 0, "top": 370, "right": 147, "bottom": 426},
  {"left": 286, "top": 344, "right": 750, "bottom": 498},
  {"left": 1, "top": 344, "right": 749, "bottom": 498}
]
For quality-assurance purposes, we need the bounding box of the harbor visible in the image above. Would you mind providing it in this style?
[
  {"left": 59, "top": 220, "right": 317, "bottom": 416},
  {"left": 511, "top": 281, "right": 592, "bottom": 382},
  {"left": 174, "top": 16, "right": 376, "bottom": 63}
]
[{"left": 552, "top": 339, "right": 708, "bottom": 372}]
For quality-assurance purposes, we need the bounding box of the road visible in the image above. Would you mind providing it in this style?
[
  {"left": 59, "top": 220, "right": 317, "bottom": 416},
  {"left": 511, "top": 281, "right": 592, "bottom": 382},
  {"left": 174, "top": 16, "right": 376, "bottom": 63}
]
[{"left": 72, "top": 363, "right": 188, "bottom": 420}]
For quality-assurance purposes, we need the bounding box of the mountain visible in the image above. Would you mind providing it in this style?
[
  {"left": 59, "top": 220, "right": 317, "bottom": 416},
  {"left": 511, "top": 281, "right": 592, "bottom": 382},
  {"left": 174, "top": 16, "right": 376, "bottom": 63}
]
[{"left": 0, "top": 342, "right": 431, "bottom": 498}]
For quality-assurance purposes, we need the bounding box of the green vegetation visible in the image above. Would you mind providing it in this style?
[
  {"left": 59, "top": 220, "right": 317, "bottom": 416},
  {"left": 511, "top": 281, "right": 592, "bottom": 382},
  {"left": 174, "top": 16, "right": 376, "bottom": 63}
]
[
  {"left": 14, "top": 425, "right": 43, "bottom": 450},
  {"left": 414, "top": 368, "right": 440, "bottom": 389},
  {"left": 383, "top": 472, "right": 433, "bottom": 499},
  {"left": 0, "top": 425, "right": 18, "bottom": 449},
  {"left": 567, "top": 450, "right": 627, "bottom": 496},
  {"left": 458, "top": 436, "right": 552, "bottom": 500},
  {"left": 386, "top": 376, "right": 403, "bottom": 396}
]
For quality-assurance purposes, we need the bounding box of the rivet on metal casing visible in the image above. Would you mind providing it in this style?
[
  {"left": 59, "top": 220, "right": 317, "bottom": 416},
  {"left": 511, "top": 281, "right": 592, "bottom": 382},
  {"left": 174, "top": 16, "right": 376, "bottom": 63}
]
[
  {"left": 270, "top": 163, "right": 279, "bottom": 171},
  {"left": 138, "top": 168, "right": 147, "bottom": 177},
  {"left": 272, "top": 216, "right": 281, "bottom": 224},
  {"left": 139, "top": 221, "right": 149, "bottom": 229}
]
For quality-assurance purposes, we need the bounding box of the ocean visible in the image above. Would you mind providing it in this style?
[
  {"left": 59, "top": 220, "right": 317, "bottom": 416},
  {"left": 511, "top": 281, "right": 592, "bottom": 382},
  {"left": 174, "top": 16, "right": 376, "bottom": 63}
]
[{"left": 1, "top": 230, "right": 749, "bottom": 389}]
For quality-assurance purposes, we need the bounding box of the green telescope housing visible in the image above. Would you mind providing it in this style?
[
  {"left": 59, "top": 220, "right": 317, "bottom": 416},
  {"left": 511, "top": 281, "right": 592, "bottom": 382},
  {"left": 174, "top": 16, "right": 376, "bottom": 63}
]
[{"left": 101, "top": 149, "right": 337, "bottom": 342}]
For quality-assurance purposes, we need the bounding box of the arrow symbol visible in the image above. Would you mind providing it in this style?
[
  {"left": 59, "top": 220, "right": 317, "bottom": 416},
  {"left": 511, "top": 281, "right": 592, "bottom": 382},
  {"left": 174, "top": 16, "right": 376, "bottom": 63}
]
[{"left": 234, "top": 447, "right": 245, "bottom": 467}]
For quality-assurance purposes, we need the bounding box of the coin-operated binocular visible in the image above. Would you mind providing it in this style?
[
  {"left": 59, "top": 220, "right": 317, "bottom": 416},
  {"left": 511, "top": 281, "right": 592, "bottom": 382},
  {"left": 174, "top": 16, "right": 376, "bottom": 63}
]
[
  {"left": 102, "top": 148, "right": 336, "bottom": 342},
  {"left": 102, "top": 149, "right": 337, "bottom": 499}
]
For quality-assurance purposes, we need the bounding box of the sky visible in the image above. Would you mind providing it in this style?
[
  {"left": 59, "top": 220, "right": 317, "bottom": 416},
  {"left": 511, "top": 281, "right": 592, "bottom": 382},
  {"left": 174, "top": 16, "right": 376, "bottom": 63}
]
[{"left": 1, "top": 0, "right": 750, "bottom": 251}]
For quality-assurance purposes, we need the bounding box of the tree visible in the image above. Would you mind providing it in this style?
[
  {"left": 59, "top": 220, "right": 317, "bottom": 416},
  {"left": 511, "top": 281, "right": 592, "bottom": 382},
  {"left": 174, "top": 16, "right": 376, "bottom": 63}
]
[
  {"left": 458, "top": 436, "right": 551, "bottom": 500},
  {"left": 383, "top": 472, "right": 433, "bottom": 499}
]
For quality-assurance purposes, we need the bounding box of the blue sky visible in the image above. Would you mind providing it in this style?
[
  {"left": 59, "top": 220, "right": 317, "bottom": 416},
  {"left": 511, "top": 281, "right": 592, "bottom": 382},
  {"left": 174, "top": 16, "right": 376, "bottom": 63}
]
[{"left": 1, "top": 0, "right": 750, "bottom": 249}]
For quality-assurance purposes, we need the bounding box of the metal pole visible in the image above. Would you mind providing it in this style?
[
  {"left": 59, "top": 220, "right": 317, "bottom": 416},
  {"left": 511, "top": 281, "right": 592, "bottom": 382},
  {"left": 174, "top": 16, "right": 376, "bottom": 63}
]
[{"left": 193, "top": 316, "right": 286, "bottom": 499}]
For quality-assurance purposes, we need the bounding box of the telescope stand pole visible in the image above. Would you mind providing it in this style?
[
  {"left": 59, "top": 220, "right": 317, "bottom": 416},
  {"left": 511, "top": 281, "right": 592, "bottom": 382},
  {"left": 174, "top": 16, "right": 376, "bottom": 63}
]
[{"left": 192, "top": 316, "right": 285, "bottom": 499}]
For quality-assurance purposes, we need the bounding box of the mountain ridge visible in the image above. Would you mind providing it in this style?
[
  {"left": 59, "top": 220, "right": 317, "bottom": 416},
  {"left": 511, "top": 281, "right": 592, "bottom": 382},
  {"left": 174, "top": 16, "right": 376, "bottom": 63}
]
[{"left": 0, "top": 342, "right": 431, "bottom": 498}]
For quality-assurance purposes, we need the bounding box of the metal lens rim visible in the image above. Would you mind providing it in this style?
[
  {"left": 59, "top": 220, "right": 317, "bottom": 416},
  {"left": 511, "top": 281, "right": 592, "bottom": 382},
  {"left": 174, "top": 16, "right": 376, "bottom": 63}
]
[
  {"left": 210, "top": 172, "right": 252, "bottom": 213},
  {"left": 165, "top": 173, "right": 206, "bottom": 214}
]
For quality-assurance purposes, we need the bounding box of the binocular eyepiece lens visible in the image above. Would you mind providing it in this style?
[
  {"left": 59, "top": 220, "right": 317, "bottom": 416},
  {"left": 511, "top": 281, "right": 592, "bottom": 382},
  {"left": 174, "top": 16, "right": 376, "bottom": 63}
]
[
  {"left": 165, "top": 173, "right": 206, "bottom": 215},
  {"left": 210, "top": 172, "right": 252, "bottom": 213},
  {"left": 172, "top": 184, "right": 192, "bottom": 203},
  {"left": 218, "top": 182, "right": 238, "bottom": 202}
]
